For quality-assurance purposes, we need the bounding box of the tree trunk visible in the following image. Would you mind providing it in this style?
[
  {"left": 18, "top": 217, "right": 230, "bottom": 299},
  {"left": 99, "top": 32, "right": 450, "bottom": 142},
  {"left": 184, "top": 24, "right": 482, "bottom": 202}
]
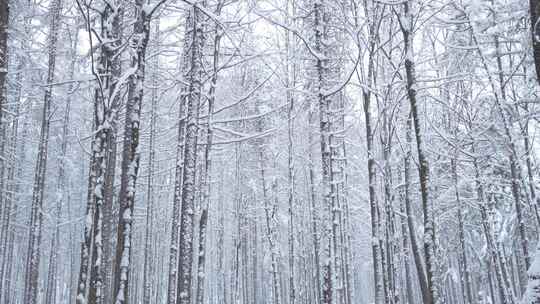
[
  {"left": 363, "top": 71, "right": 383, "bottom": 304},
  {"left": 360, "top": 2, "right": 384, "bottom": 301},
  {"left": 472, "top": 154, "right": 515, "bottom": 304},
  {"left": 308, "top": 100, "right": 322, "bottom": 304},
  {"left": 311, "top": 2, "right": 337, "bottom": 303},
  {"left": 398, "top": 2, "right": 437, "bottom": 303},
  {"left": 195, "top": 4, "right": 222, "bottom": 303},
  {"left": 530, "top": 0, "right": 540, "bottom": 81},
  {"left": 45, "top": 33, "right": 76, "bottom": 304},
  {"left": 112, "top": 0, "right": 152, "bottom": 302},
  {"left": 142, "top": 20, "right": 159, "bottom": 304},
  {"left": 176, "top": 4, "right": 205, "bottom": 304},
  {"left": 167, "top": 67, "right": 187, "bottom": 304},
  {"left": 166, "top": 6, "right": 196, "bottom": 303},
  {"left": 399, "top": 169, "right": 415, "bottom": 304},
  {"left": 257, "top": 99, "right": 281, "bottom": 304},
  {"left": 76, "top": 3, "right": 124, "bottom": 303},
  {"left": 102, "top": 4, "right": 124, "bottom": 301},
  {"left": 23, "top": 0, "right": 62, "bottom": 302},
  {"left": 0, "top": 49, "right": 26, "bottom": 304},
  {"left": 521, "top": 2, "right": 540, "bottom": 302},
  {"left": 451, "top": 157, "right": 473, "bottom": 304}
]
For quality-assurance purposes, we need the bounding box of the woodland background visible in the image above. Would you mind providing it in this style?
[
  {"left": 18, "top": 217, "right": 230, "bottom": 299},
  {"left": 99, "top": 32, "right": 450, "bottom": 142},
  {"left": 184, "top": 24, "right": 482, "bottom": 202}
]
[{"left": 2, "top": 0, "right": 540, "bottom": 304}]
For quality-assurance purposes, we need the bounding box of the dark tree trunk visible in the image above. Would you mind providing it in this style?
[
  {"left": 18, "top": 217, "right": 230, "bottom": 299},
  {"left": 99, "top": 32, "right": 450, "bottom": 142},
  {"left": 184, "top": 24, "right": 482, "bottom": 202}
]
[
  {"left": 76, "top": 4, "right": 124, "bottom": 303},
  {"left": 530, "top": 0, "right": 540, "bottom": 82},
  {"left": 176, "top": 4, "right": 206, "bottom": 304},
  {"left": 398, "top": 2, "right": 437, "bottom": 304},
  {"left": 112, "top": 0, "right": 152, "bottom": 302}
]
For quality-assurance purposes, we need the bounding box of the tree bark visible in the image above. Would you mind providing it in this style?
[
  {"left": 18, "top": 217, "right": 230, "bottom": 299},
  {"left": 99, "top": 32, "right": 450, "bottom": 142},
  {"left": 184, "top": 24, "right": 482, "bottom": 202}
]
[
  {"left": 402, "top": 112, "right": 430, "bottom": 304},
  {"left": 308, "top": 100, "right": 322, "bottom": 304},
  {"left": 521, "top": 2, "right": 540, "bottom": 302},
  {"left": 76, "top": 3, "right": 124, "bottom": 303},
  {"left": 257, "top": 97, "right": 281, "bottom": 304},
  {"left": 311, "top": 2, "right": 337, "bottom": 303},
  {"left": 142, "top": 20, "right": 159, "bottom": 304},
  {"left": 176, "top": 3, "right": 205, "bottom": 304},
  {"left": 398, "top": 2, "right": 437, "bottom": 303},
  {"left": 0, "top": 48, "right": 26, "bottom": 304},
  {"left": 23, "top": 0, "right": 62, "bottom": 302},
  {"left": 451, "top": 157, "right": 473, "bottom": 304},
  {"left": 112, "top": 0, "right": 153, "bottom": 302},
  {"left": 45, "top": 29, "right": 76, "bottom": 304},
  {"left": 195, "top": 4, "right": 222, "bottom": 303},
  {"left": 102, "top": 4, "right": 124, "bottom": 301},
  {"left": 166, "top": 7, "right": 195, "bottom": 303},
  {"left": 285, "top": 1, "right": 296, "bottom": 303},
  {"left": 530, "top": 0, "right": 540, "bottom": 81}
]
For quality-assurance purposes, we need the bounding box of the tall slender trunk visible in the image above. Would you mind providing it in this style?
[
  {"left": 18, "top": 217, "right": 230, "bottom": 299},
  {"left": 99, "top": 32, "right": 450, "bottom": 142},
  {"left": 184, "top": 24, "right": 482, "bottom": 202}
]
[
  {"left": 398, "top": 2, "right": 437, "bottom": 303},
  {"left": 285, "top": 1, "right": 296, "bottom": 301},
  {"left": 76, "top": 3, "right": 124, "bottom": 303},
  {"left": 524, "top": 1, "right": 540, "bottom": 302},
  {"left": 23, "top": 0, "right": 62, "bottom": 302},
  {"left": 5, "top": 79, "right": 32, "bottom": 304},
  {"left": 308, "top": 99, "right": 322, "bottom": 304},
  {"left": 176, "top": 4, "right": 205, "bottom": 304},
  {"left": 379, "top": 201, "right": 389, "bottom": 303},
  {"left": 167, "top": 69, "right": 187, "bottom": 304},
  {"left": 311, "top": 2, "right": 337, "bottom": 303},
  {"left": 112, "top": 1, "right": 152, "bottom": 302},
  {"left": 166, "top": 7, "right": 196, "bottom": 303},
  {"left": 102, "top": 4, "right": 124, "bottom": 301},
  {"left": 0, "top": 97, "right": 15, "bottom": 304},
  {"left": 360, "top": 2, "right": 384, "bottom": 301},
  {"left": 45, "top": 35, "right": 76, "bottom": 304},
  {"left": 399, "top": 168, "right": 414, "bottom": 304},
  {"left": 195, "top": 4, "right": 222, "bottom": 303},
  {"left": 216, "top": 171, "right": 226, "bottom": 304},
  {"left": 402, "top": 112, "right": 429, "bottom": 304},
  {"left": 102, "top": 118, "right": 118, "bottom": 304},
  {"left": 451, "top": 157, "right": 473, "bottom": 304},
  {"left": 381, "top": 106, "right": 398, "bottom": 304},
  {"left": 258, "top": 102, "right": 281, "bottom": 304},
  {"left": 363, "top": 79, "right": 383, "bottom": 304},
  {"left": 0, "top": 51, "right": 25, "bottom": 304},
  {"left": 233, "top": 143, "right": 241, "bottom": 304},
  {"left": 142, "top": 20, "right": 160, "bottom": 304}
]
